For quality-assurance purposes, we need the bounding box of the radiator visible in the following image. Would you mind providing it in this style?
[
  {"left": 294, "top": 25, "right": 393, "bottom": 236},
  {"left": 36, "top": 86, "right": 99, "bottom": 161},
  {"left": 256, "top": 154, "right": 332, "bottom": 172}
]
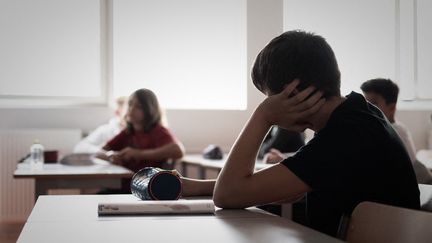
[{"left": 0, "top": 129, "right": 81, "bottom": 221}]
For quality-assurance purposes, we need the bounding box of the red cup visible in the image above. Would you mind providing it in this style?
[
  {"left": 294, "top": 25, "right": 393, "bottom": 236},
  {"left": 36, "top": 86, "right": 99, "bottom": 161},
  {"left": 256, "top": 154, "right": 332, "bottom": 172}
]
[{"left": 44, "top": 150, "right": 58, "bottom": 163}]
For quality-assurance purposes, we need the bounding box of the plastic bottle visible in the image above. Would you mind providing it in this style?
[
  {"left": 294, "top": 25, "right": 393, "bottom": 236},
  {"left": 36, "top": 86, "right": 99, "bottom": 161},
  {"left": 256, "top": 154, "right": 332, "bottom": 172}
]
[{"left": 30, "top": 139, "right": 44, "bottom": 170}]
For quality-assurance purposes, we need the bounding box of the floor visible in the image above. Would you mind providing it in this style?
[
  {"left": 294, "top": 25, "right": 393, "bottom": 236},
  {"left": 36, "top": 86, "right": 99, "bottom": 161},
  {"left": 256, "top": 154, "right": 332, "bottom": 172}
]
[{"left": 0, "top": 221, "right": 25, "bottom": 243}]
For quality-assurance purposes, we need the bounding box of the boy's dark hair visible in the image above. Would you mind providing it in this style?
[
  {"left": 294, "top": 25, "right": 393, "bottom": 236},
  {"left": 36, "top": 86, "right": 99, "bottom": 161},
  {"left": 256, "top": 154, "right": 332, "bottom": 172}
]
[
  {"left": 360, "top": 78, "right": 399, "bottom": 104},
  {"left": 252, "top": 30, "right": 341, "bottom": 98},
  {"left": 127, "top": 88, "right": 162, "bottom": 133}
]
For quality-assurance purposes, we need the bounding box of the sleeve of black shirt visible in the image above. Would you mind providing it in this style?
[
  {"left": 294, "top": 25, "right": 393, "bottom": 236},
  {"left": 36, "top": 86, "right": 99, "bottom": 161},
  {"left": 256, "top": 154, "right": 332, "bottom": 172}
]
[{"left": 280, "top": 126, "right": 369, "bottom": 191}]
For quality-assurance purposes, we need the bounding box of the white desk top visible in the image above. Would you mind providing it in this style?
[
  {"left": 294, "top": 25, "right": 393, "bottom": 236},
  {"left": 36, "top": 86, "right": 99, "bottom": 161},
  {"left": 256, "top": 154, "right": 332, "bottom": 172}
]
[
  {"left": 19, "top": 195, "right": 341, "bottom": 243},
  {"left": 14, "top": 161, "right": 133, "bottom": 179},
  {"left": 27, "top": 195, "right": 273, "bottom": 222},
  {"left": 419, "top": 183, "right": 432, "bottom": 209},
  {"left": 182, "top": 154, "right": 270, "bottom": 170},
  {"left": 417, "top": 149, "right": 432, "bottom": 169}
]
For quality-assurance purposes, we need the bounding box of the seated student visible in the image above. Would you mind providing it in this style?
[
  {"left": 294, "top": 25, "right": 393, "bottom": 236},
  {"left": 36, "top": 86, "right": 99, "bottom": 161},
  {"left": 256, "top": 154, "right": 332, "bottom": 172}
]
[
  {"left": 258, "top": 126, "right": 305, "bottom": 163},
  {"left": 361, "top": 78, "right": 432, "bottom": 184},
  {"left": 97, "top": 88, "right": 184, "bottom": 192},
  {"left": 74, "top": 96, "right": 127, "bottom": 153},
  {"left": 181, "top": 30, "right": 420, "bottom": 237}
]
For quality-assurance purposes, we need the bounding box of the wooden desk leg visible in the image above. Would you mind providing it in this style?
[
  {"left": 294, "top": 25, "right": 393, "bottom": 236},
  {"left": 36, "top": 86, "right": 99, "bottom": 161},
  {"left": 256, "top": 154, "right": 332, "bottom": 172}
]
[
  {"left": 34, "top": 179, "right": 50, "bottom": 203},
  {"left": 181, "top": 162, "right": 188, "bottom": 177},
  {"left": 199, "top": 166, "right": 206, "bottom": 179}
]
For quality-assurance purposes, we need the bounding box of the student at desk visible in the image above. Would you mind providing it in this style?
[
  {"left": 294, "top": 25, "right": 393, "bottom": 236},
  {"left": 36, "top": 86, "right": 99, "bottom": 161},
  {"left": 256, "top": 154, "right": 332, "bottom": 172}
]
[
  {"left": 257, "top": 126, "right": 306, "bottom": 217},
  {"left": 181, "top": 30, "right": 420, "bottom": 237},
  {"left": 361, "top": 78, "right": 432, "bottom": 184},
  {"left": 258, "top": 126, "right": 305, "bottom": 163},
  {"left": 97, "top": 88, "right": 184, "bottom": 192},
  {"left": 74, "top": 96, "right": 127, "bottom": 153}
]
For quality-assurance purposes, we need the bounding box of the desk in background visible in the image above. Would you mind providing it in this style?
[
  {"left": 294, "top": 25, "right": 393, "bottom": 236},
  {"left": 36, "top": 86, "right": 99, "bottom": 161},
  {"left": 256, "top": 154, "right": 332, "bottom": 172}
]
[
  {"left": 14, "top": 161, "right": 133, "bottom": 202},
  {"left": 417, "top": 149, "right": 432, "bottom": 170},
  {"left": 17, "top": 195, "right": 342, "bottom": 243},
  {"left": 180, "top": 154, "right": 269, "bottom": 179},
  {"left": 419, "top": 183, "right": 432, "bottom": 211}
]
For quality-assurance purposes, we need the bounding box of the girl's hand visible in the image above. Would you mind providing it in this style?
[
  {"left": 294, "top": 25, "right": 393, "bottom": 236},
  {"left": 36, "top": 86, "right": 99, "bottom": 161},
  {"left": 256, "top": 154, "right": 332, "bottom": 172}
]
[
  {"left": 106, "top": 151, "right": 122, "bottom": 164},
  {"left": 263, "top": 148, "right": 286, "bottom": 164},
  {"left": 118, "top": 147, "right": 141, "bottom": 161},
  {"left": 257, "top": 79, "right": 325, "bottom": 132}
]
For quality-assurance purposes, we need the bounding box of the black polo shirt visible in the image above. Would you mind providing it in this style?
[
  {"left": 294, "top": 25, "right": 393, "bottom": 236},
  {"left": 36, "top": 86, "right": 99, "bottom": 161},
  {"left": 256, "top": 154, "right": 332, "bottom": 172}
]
[{"left": 281, "top": 92, "right": 420, "bottom": 236}]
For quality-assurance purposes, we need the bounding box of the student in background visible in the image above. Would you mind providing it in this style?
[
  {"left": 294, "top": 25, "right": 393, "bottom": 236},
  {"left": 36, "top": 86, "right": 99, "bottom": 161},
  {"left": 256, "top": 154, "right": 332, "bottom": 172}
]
[
  {"left": 257, "top": 127, "right": 306, "bottom": 216},
  {"left": 97, "top": 88, "right": 184, "bottom": 192},
  {"left": 258, "top": 126, "right": 305, "bottom": 163},
  {"left": 181, "top": 30, "right": 419, "bottom": 237},
  {"left": 361, "top": 78, "right": 432, "bottom": 184},
  {"left": 73, "top": 96, "right": 127, "bottom": 153}
]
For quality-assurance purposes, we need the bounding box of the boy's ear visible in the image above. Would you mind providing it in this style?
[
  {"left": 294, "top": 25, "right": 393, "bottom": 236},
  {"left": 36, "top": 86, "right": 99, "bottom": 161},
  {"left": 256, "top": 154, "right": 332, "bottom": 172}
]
[{"left": 389, "top": 102, "right": 397, "bottom": 114}]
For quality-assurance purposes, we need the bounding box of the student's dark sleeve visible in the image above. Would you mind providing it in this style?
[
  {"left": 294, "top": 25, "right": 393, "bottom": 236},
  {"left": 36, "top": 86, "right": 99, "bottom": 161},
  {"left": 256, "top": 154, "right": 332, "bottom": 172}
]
[
  {"left": 270, "top": 129, "right": 305, "bottom": 152},
  {"left": 152, "top": 126, "right": 176, "bottom": 147},
  {"left": 280, "top": 128, "right": 367, "bottom": 191},
  {"left": 104, "top": 130, "right": 127, "bottom": 151},
  {"left": 258, "top": 127, "right": 305, "bottom": 159}
]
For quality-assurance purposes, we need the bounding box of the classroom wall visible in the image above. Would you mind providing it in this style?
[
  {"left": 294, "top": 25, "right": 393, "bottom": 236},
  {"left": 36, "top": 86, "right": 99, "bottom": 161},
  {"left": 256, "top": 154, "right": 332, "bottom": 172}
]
[
  {"left": 0, "top": 0, "right": 281, "bottom": 153},
  {"left": 397, "top": 110, "right": 432, "bottom": 150},
  {"left": 0, "top": 0, "right": 431, "bottom": 153}
]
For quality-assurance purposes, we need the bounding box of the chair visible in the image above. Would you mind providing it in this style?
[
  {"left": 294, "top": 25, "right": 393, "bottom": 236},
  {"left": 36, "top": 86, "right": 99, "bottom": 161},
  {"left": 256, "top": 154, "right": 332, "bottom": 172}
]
[{"left": 345, "top": 201, "right": 432, "bottom": 243}]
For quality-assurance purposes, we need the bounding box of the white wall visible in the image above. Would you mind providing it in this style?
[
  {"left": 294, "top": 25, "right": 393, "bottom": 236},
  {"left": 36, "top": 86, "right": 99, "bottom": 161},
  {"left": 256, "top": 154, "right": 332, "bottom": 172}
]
[
  {"left": 397, "top": 110, "right": 432, "bottom": 150},
  {"left": 0, "top": 0, "right": 431, "bottom": 152},
  {"left": 0, "top": 0, "right": 282, "bottom": 153}
]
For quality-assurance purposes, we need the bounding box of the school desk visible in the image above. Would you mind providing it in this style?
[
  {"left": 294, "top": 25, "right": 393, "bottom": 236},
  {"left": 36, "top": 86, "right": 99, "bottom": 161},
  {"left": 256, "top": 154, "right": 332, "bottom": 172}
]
[
  {"left": 17, "top": 194, "right": 342, "bottom": 243},
  {"left": 14, "top": 161, "right": 133, "bottom": 202}
]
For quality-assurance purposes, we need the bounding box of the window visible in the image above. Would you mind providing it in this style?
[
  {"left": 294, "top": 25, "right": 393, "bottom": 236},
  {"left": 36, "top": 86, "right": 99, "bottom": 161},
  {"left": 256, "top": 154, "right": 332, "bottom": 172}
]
[
  {"left": 1, "top": 0, "right": 246, "bottom": 109},
  {"left": 416, "top": 0, "right": 432, "bottom": 99},
  {"left": 283, "top": 0, "right": 396, "bottom": 97},
  {"left": 283, "top": 0, "right": 432, "bottom": 106},
  {"left": 112, "top": 0, "right": 247, "bottom": 110},
  {"left": 0, "top": 0, "right": 102, "bottom": 106}
]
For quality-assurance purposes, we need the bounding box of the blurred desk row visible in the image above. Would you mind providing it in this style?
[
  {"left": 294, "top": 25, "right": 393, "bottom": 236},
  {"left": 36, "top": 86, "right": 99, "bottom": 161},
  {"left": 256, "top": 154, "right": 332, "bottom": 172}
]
[
  {"left": 14, "top": 158, "right": 133, "bottom": 202},
  {"left": 181, "top": 149, "right": 432, "bottom": 179},
  {"left": 14, "top": 150, "right": 430, "bottom": 203},
  {"left": 179, "top": 154, "right": 269, "bottom": 179}
]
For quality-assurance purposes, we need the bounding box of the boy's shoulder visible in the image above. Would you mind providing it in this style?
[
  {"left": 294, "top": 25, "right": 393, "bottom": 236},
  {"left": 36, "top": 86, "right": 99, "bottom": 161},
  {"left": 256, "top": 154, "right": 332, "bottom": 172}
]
[{"left": 326, "top": 92, "right": 387, "bottom": 131}]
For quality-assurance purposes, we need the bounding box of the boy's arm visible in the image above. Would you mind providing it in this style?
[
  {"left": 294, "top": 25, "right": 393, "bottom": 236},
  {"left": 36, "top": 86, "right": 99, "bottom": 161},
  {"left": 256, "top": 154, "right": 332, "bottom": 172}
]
[
  {"left": 213, "top": 81, "right": 324, "bottom": 208},
  {"left": 181, "top": 178, "right": 216, "bottom": 197}
]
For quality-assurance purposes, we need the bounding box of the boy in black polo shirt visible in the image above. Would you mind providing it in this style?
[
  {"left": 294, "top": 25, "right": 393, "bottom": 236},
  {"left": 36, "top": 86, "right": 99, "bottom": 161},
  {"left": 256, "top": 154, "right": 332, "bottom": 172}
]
[{"left": 212, "top": 30, "right": 420, "bottom": 237}]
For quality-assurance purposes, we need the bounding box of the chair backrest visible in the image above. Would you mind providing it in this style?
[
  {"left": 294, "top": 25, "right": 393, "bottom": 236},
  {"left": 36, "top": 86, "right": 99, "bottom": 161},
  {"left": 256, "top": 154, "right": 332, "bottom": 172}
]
[{"left": 346, "top": 201, "right": 432, "bottom": 243}]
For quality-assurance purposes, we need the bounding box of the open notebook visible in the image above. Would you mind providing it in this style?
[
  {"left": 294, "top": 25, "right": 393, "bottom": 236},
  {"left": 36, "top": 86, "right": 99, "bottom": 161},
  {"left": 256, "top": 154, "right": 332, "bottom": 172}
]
[{"left": 98, "top": 199, "right": 215, "bottom": 215}]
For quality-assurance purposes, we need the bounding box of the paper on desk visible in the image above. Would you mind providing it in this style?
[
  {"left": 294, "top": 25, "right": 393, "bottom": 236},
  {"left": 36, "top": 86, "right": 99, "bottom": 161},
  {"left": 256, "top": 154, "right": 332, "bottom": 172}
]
[{"left": 98, "top": 199, "right": 215, "bottom": 215}]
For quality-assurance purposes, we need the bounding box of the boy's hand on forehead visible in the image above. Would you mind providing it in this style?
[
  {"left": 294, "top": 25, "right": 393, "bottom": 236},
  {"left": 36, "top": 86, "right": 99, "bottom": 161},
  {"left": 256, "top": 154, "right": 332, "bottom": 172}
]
[{"left": 258, "top": 79, "right": 325, "bottom": 132}]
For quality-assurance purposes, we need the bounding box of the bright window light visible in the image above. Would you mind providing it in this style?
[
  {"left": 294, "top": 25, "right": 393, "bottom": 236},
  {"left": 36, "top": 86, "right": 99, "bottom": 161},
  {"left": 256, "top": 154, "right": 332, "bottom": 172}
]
[
  {"left": 113, "top": 0, "right": 247, "bottom": 110},
  {"left": 0, "top": 0, "right": 101, "bottom": 98}
]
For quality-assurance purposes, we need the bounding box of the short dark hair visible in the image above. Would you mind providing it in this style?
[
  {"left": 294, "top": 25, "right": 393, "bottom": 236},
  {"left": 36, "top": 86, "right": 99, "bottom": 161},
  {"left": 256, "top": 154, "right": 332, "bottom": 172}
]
[
  {"left": 127, "top": 88, "right": 162, "bottom": 133},
  {"left": 360, "top": 78, "right": 399, "bottom": 104},
  {"left": 252, "top": 30, "right": 341, "bottom": 98}
]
